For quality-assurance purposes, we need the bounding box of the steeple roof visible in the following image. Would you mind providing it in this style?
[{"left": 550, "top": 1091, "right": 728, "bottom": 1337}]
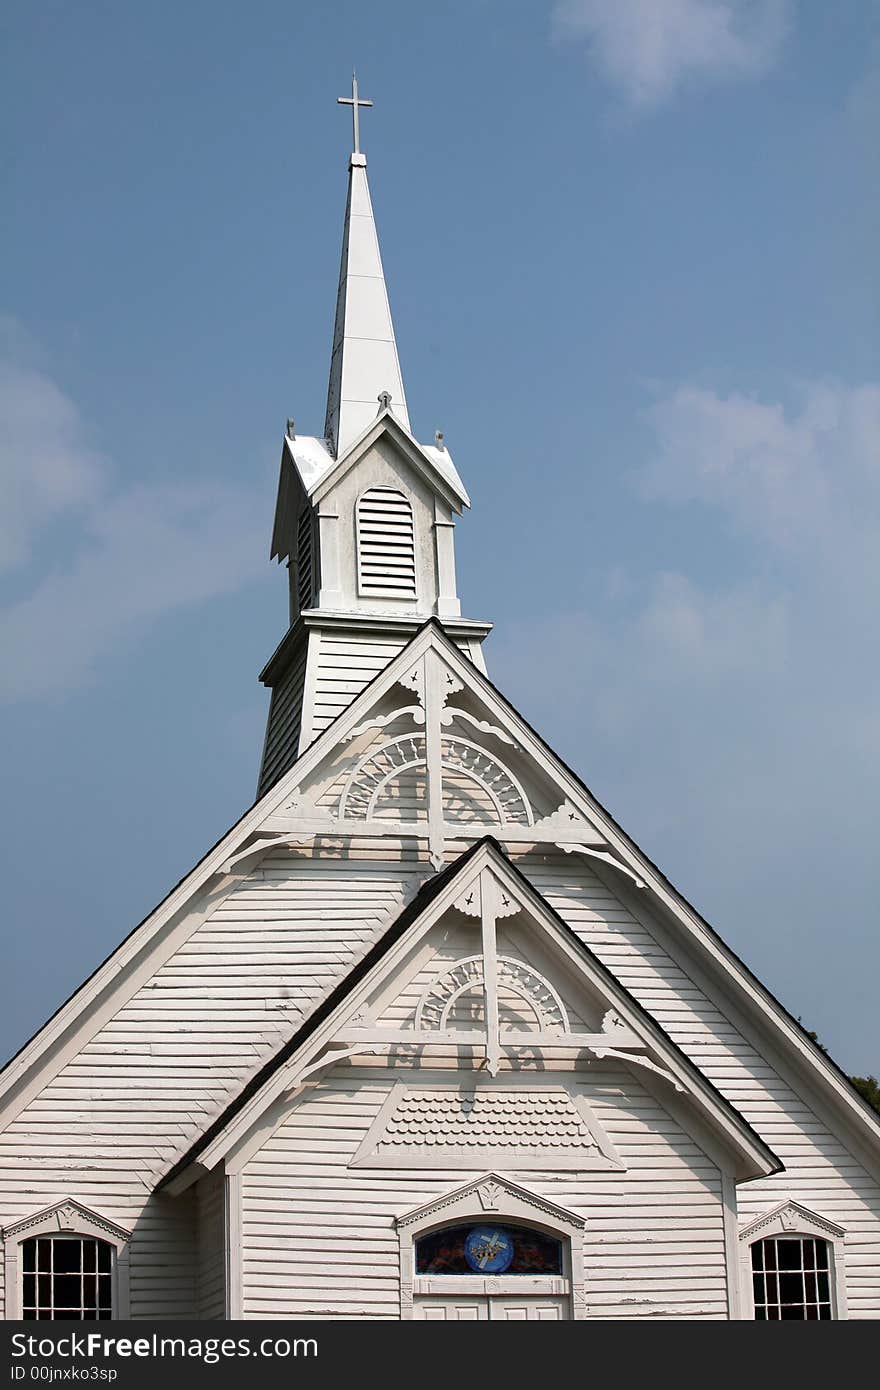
[{"left": 324, "top": 150, "right": 410, "bottom": 458}]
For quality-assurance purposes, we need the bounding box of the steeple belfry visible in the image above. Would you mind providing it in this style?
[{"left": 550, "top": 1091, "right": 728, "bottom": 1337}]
[{"left": 325, "top": 77, "right": 410, "bottom": 457}]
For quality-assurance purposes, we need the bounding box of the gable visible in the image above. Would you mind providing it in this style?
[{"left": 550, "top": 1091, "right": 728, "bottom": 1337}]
[
  {"left": 166, "top": 839, "right": 778, "bottom": 1188},
  {"left": 261, "top": 629, "right": 625, "bottom": 879},
  {"left": 272, "top": 413, "right": 469, "bottom": 565},
  {"left": 317, "top": 431, "right": 453, "bottom": 614},
  {"left": 309, "top": 411, "right": 469, "bottom": 512}
]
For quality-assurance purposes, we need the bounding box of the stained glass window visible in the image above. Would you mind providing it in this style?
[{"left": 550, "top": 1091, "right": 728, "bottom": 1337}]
[
  {"left": 416, "top": 1224, "right": 562, "bottom": 1276},
  {"left": 751, "top": 1237, "right": 832, "bottom": 1320},
  {"left": 21, "top": 1238, "right": 113, "bottom": 1320}
]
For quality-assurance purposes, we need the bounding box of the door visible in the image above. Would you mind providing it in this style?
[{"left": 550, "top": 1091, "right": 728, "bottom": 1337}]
[
  {"left": 415, "top": 1295, "right": 490, "bottom": 1320},
  {"left": 414, "top": 1294, "right": 569, "bottom": 1320},
  {"left": 489, "top": 1296, "right": 567, "bottom": 1320}
]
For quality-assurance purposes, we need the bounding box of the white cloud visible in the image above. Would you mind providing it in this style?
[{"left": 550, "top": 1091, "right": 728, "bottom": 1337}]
[
  {"left": 552, "top": 0, "right": 793, "bottom": 106},
  {"left": 0, "top": 361, "right": 103, "bottom": 571},
  {"left": 641, "top": 382, "right": 880, "bottom": 582},
  {"left": 0, "top": 337, "right": 271, "bottom": 700}
]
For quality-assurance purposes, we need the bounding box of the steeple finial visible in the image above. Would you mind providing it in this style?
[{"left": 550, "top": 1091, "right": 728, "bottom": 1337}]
[
  {"left": 337, "top": 73, "right": 373, "bottom": 156},
  {"left": 324, "top": 79, "right": 410, "bottom": 457}
]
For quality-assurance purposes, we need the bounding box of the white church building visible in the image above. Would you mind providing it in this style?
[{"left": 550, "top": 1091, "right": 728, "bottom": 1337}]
[{"left": 2, "top": 86, "right": 879, "bottom": 1321}]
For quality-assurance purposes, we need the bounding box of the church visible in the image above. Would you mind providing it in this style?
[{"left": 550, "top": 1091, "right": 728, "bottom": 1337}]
[{"left": 2, "top": 84, "right": 879, "bottom": 1322}]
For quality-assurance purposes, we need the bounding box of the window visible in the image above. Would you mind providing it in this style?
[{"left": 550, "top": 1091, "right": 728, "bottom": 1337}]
[
  {"left": 356, "top": 487, "right": 416, "bottom": 599},
  {"left": 21, "top": 1236, "right": 114, "bottom": 1320},
  {"left": 750, "top": 1236, "right": 832, "bottom": 1320},
  {"left": 416, "top": 1224, "right": 563, "bottom": 1276},
  {"left": 739, "top": 1202, "right": 846, "bottom": 1320},
  {"left": 2, "top": 1199, "right": 130, "bottom": 1320}
]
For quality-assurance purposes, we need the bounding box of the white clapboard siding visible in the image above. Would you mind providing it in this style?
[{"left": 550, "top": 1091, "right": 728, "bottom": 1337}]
[
  {"left": 196, "top": 1169, "right": 226, "bottom": 1320},
  {"left": 258, "top": 643, "right": 308, "bottom": 795},
  {"left": 240, "top": 1067, "right": 728, "bottom": 1320},
  {"left": 312, "top": 633, "right": 410, "bottom": 736},
  {"left": 260, "top": 621, "right": 450, "bottom": 796},
  {"left": 513, "top": 849, "right": 880, "bottom": 1317},
  {"left": 1, "top": 831, "right": 878, "bottom": 1318},
  {"left": 310, "top": 631, "right": 479, "bottom": 740},
  {"left": 0, "top": 848, "right": 420, "bottom": 1317}
]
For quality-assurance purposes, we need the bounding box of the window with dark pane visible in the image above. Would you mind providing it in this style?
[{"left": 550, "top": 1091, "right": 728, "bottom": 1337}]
[
  {"left": 415, "top": 1224, "right": 562, "bottom": 1276},
  {"left": 751, "top": 1237, "right": 832, "bottom": 1320},
  {"left": 20, "top": 1238, "right": 113, "bottom": 1320}
]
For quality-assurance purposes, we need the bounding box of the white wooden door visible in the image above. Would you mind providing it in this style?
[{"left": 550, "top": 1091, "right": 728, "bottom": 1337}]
[
  {"left": 414, "top": 1294, "right": 568, "bottom": 1320},
  {"left": 489, "top": 1296, "right": 567, "bottom": 1320},
  {"left": 414, "top": 1295, "right": 490, "bottom": 1320}
]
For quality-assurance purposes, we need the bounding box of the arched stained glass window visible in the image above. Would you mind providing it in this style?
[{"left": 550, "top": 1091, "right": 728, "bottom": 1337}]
[{"left": 416, "top": 1224, "right": 562, "bottom": 1277}]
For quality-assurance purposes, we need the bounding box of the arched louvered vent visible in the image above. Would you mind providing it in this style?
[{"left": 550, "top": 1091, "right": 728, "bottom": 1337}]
[
  {"left": 356, "top": 487, "right": 417, "bottom": 598},
  {"left": 296, "top": 507, "right": 314, "bottom": 612}
]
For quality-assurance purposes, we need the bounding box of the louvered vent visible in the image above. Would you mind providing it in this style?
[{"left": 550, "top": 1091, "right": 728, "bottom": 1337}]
[
  {"left": 356, "top": 487, "right": 417, "bottom": 598},
  {"left": 296, "top": 507, "right": 314, "bottom": 612}
]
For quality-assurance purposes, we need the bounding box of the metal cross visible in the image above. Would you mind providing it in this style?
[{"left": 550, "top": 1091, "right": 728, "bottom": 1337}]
[{"left": 337, "top": 73, "right": 373, "bottom": 155}]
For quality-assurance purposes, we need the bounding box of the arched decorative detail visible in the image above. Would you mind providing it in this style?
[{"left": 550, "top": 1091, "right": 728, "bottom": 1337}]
[
  {"left": 356, "top": 486, "right": 417, "bottom": 599},
  {"left": 440, "top": 738, "right": 532, "bottom": 826},
  {"left": 416, "top": 955, "right": 569, "bottom": 1034},
  {"left": 340, "top": 734, "right": 426, "bottom": 820},
  {"left": 339, "top": 733, "right": 532, "bottom": 827}
]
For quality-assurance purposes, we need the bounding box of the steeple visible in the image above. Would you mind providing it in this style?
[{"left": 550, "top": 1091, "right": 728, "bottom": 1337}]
[
  {"left": 259, "top": 80, "right": 491, "bottom": 797},
  {"left": 324, "top": 76, "right": 410, "bottom": 458}
]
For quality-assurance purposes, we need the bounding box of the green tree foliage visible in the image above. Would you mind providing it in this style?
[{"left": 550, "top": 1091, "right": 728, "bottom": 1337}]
[
  {"left": 850, "top": 1076, "right": 880, "bottom": 1115},
  {"left": 797, "top": 1020, "right": 879, "bottom": 1114}
]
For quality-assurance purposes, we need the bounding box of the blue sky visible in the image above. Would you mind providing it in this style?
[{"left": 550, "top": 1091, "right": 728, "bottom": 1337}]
[{"left": 2, "top": 1, "right": 878, "bottom": 1073}]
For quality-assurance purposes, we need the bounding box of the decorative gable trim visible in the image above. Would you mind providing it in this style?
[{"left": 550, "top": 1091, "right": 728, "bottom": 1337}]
[
  {"left": 395, "top": 1171, "right": 586, "bottom": 1233},
  {"left": 309, "top": 410, "right": 470, "bottom": 512},
  {"left": 738, "top": 1200, "right": 846, "bottom": 1243},
  {"left": 4, "top": 617, "right": 878, "bottom": 1184},
  {"left": 350, "top": 1077, "right": 625, "bottom": 1171},
  {"left": 2, "top": 1198, "right": 131, "bottom": 1245},
  {"left": 162, "top": 838, "right": 779, "bottom": 1191}
]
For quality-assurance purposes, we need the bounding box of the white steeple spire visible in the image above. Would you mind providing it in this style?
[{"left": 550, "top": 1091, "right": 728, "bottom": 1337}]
[{"left": 324, "top": 76, "right": 410, "bottom": 458}]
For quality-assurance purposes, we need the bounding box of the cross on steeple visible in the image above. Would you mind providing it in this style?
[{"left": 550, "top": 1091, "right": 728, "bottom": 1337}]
[{"left": 337, "top": 73, "right": 373, "bottom": 155}]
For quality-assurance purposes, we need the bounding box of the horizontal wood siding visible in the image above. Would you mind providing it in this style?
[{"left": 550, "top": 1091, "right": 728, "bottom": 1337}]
[
  {"left": 259, "top": 644, "right": 308, "bottom": 796},
  {"left": 240, "top": 1067, "right": 728, "bottom": 1319},
  {"left": 310, "top": 631, "right": 478, "bottom": 739},
  {"left": 1, "top": 828, "right": 877, "bottom": 1317},
  {"left": 0, "top": 849, "right": 419, "bottom": 1318},
  {"left": 311, "top": 634, "right": 409, "bottom": 736},
  {"left": 513, "top": 850, "right": 880, "bottom": 1318},
  {"left": 0, "top": 1186, "right": 195, "bottom": 1320},
  {"left": 196, "top": 1169, "right": 226, "bottom": 1320}
]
